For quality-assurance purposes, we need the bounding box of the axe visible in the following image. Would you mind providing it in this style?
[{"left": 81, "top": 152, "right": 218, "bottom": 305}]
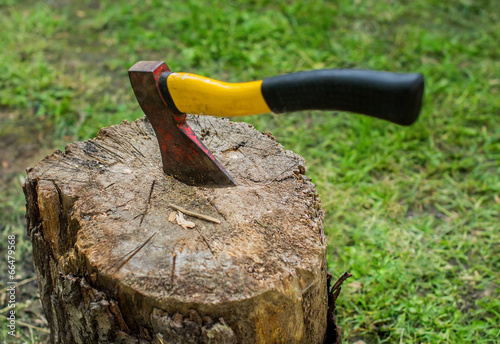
[{"left": 129, "top": 61, "right": 424, "bottom": 187}]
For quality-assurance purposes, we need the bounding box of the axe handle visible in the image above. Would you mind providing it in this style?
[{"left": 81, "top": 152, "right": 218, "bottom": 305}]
[
  {"left": 161, "top": 72, "right": 271, "bottom": 117},
  {"left": 262, "top": 70, "right": 424, "bottom": 126},
  {"left": 162, "top": 70, "right": 424, "bottom": 126}
]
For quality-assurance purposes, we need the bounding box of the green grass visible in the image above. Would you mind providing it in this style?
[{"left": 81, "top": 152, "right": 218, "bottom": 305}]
[{"left": 1, "top": 0, "right": 499, "bottom": 343}]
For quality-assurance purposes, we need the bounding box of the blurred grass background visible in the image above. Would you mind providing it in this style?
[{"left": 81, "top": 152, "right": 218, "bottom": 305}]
[{"left": 0, "top": 0, "right": 499, "bottom": 343}]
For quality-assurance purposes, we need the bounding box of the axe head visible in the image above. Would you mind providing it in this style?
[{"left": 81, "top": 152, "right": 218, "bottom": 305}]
[{"left": 128, "top": 61, "right": 236, "bottom": 187}]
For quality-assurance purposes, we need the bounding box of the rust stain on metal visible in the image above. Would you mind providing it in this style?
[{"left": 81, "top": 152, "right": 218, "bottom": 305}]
[{"left": 128, "top": 61, "right": 235, "bottom": 187}]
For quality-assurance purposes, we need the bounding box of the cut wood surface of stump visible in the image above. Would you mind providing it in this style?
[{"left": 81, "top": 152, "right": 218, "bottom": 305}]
[{"left": 24, "top": 115, "right": 329, "bottom": 344}]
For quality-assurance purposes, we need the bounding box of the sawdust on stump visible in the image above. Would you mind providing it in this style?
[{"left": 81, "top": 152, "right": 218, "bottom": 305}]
[{"left": 24, "top": 115, "right": 330, "bottom": 344}]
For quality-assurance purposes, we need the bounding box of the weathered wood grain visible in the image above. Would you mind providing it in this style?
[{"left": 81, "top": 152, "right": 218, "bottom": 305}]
[{"left": 24, "top": 115, "right": 328, "bottom": 344}]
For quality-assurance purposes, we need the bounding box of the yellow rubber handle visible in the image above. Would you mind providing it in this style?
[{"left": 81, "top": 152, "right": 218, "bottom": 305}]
[{"left": 166, "top": 73, "right": 271, "bottom": 117}]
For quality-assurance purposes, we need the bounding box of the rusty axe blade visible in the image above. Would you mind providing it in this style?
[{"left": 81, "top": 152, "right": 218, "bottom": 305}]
[{"left": 128, "top": 61, "right": 236, "bottom": 187}]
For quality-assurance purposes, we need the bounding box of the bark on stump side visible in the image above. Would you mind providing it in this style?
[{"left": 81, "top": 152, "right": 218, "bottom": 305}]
[{"left": 24, "top": 116, "right": 328, "bottom": 344}]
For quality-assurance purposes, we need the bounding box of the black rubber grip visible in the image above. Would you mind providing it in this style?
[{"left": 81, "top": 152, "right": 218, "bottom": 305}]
[{"left": 261, "top": 69, "right": 424, "bottom": 126}]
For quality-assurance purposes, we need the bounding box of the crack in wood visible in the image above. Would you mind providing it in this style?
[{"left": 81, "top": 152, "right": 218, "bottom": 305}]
[
  {"left": 112, "top": 230, "right": 160, "bottom": 273},
  {"left": 137, "top": 180, "right": 155, "bottom": 227}
]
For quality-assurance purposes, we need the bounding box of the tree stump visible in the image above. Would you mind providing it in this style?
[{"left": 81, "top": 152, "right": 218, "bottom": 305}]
[{"left": 23, "top": 116, "right": 328, "bottom": 344}]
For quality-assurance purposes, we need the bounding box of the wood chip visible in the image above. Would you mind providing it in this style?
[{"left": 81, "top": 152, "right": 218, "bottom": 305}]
[
  {"left": 169, "top": 203, "right": 221, "bottom": 224},
  {"left": 168, "top": 211, "right": 177, "bottom": 223},
  {"left": 176, "top": 211, "right": 195, "bottom": 229}
]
